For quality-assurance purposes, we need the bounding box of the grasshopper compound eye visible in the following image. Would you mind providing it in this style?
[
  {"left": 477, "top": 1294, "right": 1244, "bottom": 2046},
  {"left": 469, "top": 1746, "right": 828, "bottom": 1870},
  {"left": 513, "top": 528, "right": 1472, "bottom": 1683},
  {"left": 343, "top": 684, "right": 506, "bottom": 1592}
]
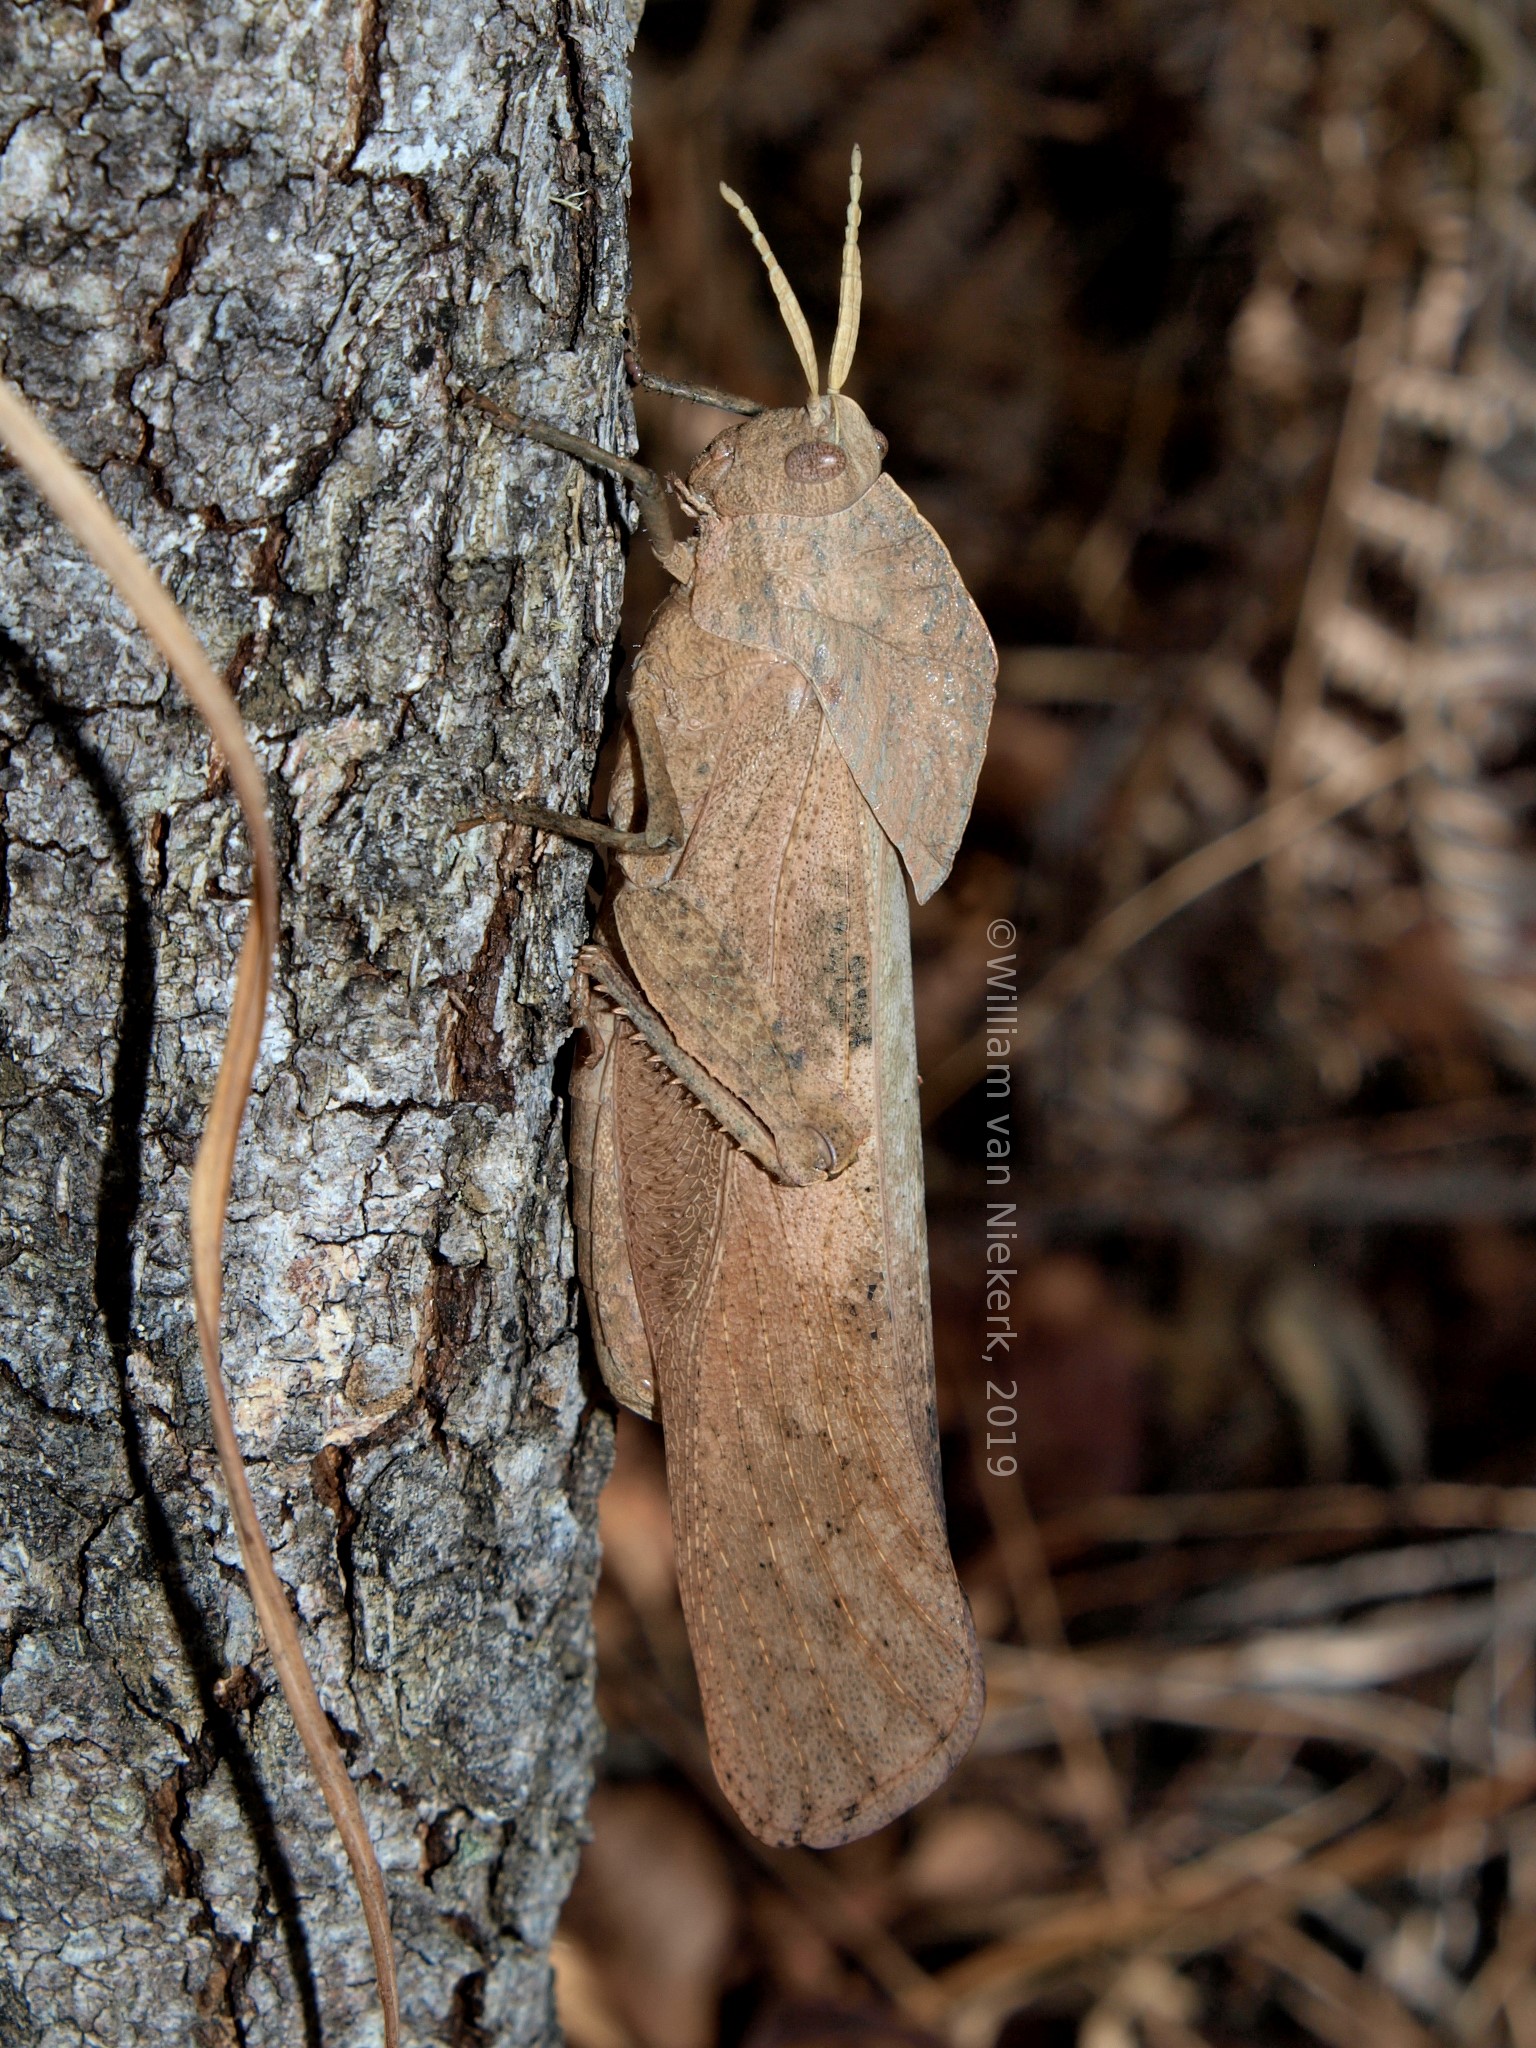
[{"left": 785, "top": 439, "right": 848, "bottom": 483}]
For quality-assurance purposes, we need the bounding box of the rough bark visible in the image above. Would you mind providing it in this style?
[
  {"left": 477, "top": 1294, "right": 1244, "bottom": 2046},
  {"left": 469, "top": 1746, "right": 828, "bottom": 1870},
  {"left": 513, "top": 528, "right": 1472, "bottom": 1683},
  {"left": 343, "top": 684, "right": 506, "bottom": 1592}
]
[{"left": 0, "top": 2, "right": 635, "bottom": 2040}]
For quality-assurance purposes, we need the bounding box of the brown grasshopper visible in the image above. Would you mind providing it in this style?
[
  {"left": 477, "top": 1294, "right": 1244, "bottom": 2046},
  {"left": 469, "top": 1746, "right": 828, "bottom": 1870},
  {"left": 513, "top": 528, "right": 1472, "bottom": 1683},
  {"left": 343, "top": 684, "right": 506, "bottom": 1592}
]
[
  {"left": 471, "top": 152, "right": 996, "bottom": 1845},
  {"left": 0, "top": 148, "right": 992, "bottom": 2045}
]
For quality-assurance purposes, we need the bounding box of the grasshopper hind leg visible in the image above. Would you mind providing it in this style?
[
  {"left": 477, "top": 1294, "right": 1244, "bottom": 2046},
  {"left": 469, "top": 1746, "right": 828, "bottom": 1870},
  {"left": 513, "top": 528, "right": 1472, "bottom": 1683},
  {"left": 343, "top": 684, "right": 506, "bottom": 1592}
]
[
  {"left": 570, "top": 986, "right": 738, "bottom": 1425},
  {"left": 570, "top": 999, "right": 659, "bottom": 1420}
]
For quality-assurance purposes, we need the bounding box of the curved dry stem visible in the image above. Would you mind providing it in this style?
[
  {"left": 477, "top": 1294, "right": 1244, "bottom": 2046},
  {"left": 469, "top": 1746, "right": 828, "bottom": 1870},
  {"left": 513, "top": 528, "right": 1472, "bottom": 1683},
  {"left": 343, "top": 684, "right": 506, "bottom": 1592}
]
[{"left": 0, "top": 376, "right": 399, "bottom": 2048}]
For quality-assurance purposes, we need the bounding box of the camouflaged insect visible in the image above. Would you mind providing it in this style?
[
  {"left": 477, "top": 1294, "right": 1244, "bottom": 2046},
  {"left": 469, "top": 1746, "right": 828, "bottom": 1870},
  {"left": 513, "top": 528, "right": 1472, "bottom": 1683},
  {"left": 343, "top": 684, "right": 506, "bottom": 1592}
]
[{"left": 496, "top": 152, "right": 996, "bottom": 1845}]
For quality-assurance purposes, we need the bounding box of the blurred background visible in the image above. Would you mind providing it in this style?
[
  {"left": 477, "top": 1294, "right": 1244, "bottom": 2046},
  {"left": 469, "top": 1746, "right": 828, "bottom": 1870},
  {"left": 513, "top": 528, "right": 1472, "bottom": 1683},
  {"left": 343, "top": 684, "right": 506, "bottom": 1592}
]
[{"left": 556, "top": 3, "right": 1536, "bottom": 2044}]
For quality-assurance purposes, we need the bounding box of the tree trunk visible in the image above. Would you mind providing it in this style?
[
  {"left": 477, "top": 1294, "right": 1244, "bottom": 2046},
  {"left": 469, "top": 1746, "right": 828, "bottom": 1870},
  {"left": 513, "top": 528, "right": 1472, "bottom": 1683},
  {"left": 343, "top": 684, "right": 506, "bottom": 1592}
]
[{"left": 0, "top": 2, "right": 635, "bottom": 2040}]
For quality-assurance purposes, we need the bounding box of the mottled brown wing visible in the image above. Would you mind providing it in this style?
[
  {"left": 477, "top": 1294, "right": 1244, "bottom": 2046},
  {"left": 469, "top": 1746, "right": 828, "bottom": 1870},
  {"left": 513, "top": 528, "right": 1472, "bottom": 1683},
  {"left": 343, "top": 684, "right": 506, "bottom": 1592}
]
[
  {"left": 611, "top": 784, "right": 983, "bottom": 1846},
  {"left": 665, "top": 1153, "right": 981, "bottom": 1846},
  {"left": 612, "top": 671, "right": 871, "bottom": 1170},
  {"left": 689, "top": 475, "right": 997, "bottom": 903},
  {"left": 578, "top": 663, "right": 877, "bottom": 1412}
]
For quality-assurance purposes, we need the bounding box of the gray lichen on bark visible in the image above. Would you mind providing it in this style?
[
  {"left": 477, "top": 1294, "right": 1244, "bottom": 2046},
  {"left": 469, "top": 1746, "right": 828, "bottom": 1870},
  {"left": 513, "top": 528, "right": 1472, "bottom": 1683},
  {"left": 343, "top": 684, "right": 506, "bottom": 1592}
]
[{"left": 0, "top": 1, "right": 638, "bottom": 2040}]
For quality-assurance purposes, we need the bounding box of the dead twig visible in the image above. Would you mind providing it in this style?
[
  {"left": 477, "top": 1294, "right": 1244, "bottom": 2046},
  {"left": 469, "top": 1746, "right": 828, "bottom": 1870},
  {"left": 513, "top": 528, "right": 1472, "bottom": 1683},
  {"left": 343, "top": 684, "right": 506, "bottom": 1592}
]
[
  {"left": 915, "top": 1752, "right": 1536, "bottom": 2025},
  {"left": 1249, "top": 1920, "right": 1442, "bottom": 2048},
  {"left": 925, "top": 732, "right": 1415, "bottom": 1119},
  {"left": 962, "top": 1384, "right": 1146, "bottom": 1896},
  {"left": 981, "top": 1642, "right": 1502, "bottom": 1771},
  {"left": 1040, "top": 1485, "right": 1536, "bottom": 1565}
]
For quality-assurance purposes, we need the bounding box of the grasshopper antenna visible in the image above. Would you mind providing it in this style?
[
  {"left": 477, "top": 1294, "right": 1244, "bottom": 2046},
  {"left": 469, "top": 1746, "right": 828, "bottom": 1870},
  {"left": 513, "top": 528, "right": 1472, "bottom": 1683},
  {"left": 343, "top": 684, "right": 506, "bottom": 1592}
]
[
  {"left": 718, "top": 179, "right": 821, "bottom": 402},
  {"left": 827, "top": 146, "right": 863, "bottom": 394}
]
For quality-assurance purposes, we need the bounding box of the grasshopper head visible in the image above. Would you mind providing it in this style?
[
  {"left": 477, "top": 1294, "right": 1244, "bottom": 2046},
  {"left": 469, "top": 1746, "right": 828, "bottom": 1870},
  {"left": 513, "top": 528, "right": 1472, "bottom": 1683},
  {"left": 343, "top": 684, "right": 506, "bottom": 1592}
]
[
  {"left": 686, "top": 394, "right": 885, "bottom": 518},
  {"left": 698, "top": 150, "right": 884, "bottom": 518}
]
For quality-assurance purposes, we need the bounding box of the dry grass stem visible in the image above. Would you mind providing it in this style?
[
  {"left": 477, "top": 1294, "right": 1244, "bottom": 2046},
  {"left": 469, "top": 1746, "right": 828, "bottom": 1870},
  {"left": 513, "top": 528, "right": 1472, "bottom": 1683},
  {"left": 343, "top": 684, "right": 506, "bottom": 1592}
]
[
  {"left": 921, "top": 1751, "right": 1536, "bottom": 2026},
  {"left": 1248, "top": 1921, "right": 1442, "bottom": 2048},
  {"left": 1040, "top": 1485, "right": 1536, "bottom": 1561},
  {"left": 926, "top": 733, "right": 1415, "bottom": 1118}
]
